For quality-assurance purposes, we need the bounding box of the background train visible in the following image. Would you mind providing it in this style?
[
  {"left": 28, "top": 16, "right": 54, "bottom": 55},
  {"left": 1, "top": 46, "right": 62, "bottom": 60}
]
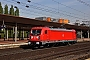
[
  {"left": 28, "top": 27, "right": 77, "bottom": 47},
  {"left": 35, "top": 17, "right": 69, "bottom": 24}
]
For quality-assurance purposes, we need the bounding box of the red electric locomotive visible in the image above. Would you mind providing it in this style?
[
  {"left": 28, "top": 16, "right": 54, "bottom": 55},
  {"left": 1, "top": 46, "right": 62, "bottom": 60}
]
[{"left": 28, "top": 27, "right": 77, "bottom": 47}]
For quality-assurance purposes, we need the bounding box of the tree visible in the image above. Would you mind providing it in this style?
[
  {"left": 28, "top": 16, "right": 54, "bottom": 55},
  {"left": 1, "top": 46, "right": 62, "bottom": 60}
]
[
  {"left": 0, "top": 2, "right": 3, "bottom": 14},
  {"left": 15, "top": 7, "right": 19, "bottom": 16},
  {"left": 4, "top": 4, "right": 8, "bottom": 14},
  {"left": 9, "top": 5, "right": 14, "bottom": 15}
]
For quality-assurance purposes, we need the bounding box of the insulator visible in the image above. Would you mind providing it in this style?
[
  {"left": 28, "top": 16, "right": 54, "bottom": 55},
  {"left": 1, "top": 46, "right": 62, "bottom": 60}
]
[
  {"left": 26, "top": 5, "right": 29, "bottom": 8},
  {"left": 28, "top": 0, "right": 31, "bottom": 3},
  {"left": 14, "top": 6, "right": 17, "bottom": 8},
  {"left": 17, "top": 1, "right": 20, "bottom": 4}
]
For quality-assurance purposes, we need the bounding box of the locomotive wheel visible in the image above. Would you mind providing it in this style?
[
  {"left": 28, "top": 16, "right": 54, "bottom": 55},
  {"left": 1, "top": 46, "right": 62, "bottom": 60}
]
[
  {"left": 55, "top": 43, "right": 59, "bottom": 47},
  {"left": 67, "top": 42, "right": 71, "bottom": 45},
  {"left": 59, "top": 42, "right": 64, "bottom": 46},
  {"left": 53, "top": 43, "right": 57, "bottom": 47},
  {"left": 69, "top": 42, "right": 73, "bottom": 45},
  {"left": 49, "top": 43, "right": 53, "bottom": 47},
  {"left": 47, "top": 43, "right": 50, "bottom": 47},
  {"left": 52, "top": 43, "right": 55, "bottom": 47},
  {"left": 63, "top": 42, "right": 69, "bottom": 46},
  {"left": 37, "top": 45, "right": 41, "bottom": 48},
  {"left": 73, "top": 41, "right": 77, "bottom": 44},
  {"left": 43, "top": 44, "right": 48, "bottom": 48},
  {"left": 44, "top": 43, "right": 51, "bottom": 48},
  {"left": 31, "top": 44, "right": 36, "bottom": 49}
]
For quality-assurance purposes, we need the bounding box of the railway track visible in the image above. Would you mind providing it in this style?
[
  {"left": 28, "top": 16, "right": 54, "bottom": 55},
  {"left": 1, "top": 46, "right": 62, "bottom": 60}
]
[
  {"left": 20, "top": 44, "right": 90, "bottom": 60},
  {"left": 0, "top": 42, "right": 90, "bottom": 60}
]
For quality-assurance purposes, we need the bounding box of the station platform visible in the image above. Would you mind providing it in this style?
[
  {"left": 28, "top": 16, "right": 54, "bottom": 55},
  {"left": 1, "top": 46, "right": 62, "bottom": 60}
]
[
  {"left": 0, "top": 38, "right": 89, "bottom": 49},
  {"left": 77, "top": 38, "right": 90, "bottom": 42},
  {"left": 0, "top": 38, "right": 28, "bottom": 49}
]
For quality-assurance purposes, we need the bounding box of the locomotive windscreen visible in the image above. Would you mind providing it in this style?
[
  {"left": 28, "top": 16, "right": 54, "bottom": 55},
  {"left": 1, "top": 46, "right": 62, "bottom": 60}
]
[{"left": 31, "top": 29, "right": 42, "bottom": 35}]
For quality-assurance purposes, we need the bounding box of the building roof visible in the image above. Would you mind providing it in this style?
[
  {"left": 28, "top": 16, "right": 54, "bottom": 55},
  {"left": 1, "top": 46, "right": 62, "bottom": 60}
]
[{"left": 0, "top": 14, "right": 89, "bottom": 31}]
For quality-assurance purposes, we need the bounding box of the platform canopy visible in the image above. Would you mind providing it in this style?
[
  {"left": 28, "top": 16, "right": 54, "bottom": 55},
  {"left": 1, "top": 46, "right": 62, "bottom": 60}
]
[{"left": 0, "top": 14, "right": 89, "bottom": 30}]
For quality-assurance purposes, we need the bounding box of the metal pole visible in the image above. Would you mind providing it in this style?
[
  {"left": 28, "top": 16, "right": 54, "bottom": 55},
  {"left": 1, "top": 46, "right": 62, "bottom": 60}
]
[
  {"left": 26, "top": 31, "right": 29, "bottom": 40},
  {"left": 6, "top": 29, "right": 8, "bottom": 40},
  {"left": 4, "top": 28, "right": 5, "bottom": 41},
  {"left": 81, "top": 30, "right": 82, "bottom": 39},
  {"left": 82, "top": 21, "right": 90, "bottom": 40},
  {"left": 88, "top": 30, "right": 89, "bottom": 39},
  {"left": 88, "top": 21, "right": 90, "bottom": 40},
  {"left": 58, "top": 2, "right": 59, "bottom": 13},
  {"left": 18, "top": 27, "right": 21, "bottom": 40},
  {"left": 13, "top": 27, "right": 14, "bottom": 41},
  {"left": 2, "top": 20, "right": 6, "bottom": 41},
  {"left": 23, "top": 30, "right": 24, "bottom": 40},
  {"left": 15, "top": 26, "right": 17, "bottom": 42},
  {"left": 15, "top": 23, "right": 17, "bottom": 42}
]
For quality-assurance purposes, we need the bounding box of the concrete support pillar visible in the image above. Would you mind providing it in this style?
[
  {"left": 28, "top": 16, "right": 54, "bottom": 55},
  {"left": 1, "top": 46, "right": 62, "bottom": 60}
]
[
  {"left": 6, "top": 29, "right": 8, "bottom": 39},
  {"left": 13, "top": 27, "right": 15, "bottom": 40},
  {"left": 21, "top": 30, "right": 24, "bottom": 40},
  {"left": 88, "top": 30, "right": 89, "bottom": 39},
  {"left": 10, "top": 29, "right": 11, "bottom": 38},
  {"left": 3, "top": 28, "right": 5, "bottom": 41},
  {"left": 15, "top": 26, "right": 17, "bottom": 42},
  {"left": 76, "top": 31, "right": 80, "bottom": 38},
  {"left": 23, "top": 30, "right": 24, "bottom": 40},
  {"left": 81, "top": 30, "right": 83, "bottom": 39},
  {"left": 19, "top": 30, "right": 21, "bottom": 40},
  {"left": 27, "top": 31, "right": 29, "bottom": 40}
]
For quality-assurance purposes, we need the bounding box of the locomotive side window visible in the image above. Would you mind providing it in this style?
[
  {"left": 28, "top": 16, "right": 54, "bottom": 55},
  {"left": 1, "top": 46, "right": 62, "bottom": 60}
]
[{"left": 45, "top": 30, "right": 47, "bottom": 34}]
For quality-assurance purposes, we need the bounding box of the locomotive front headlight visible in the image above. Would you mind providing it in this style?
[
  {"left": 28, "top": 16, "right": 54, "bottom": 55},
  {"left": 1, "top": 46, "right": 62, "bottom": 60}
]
[
  {"left": 28, "top": 42, "right": 31, "bottom": 45},
  {"left": 36, "top": 36, "right": 39, "bottom": 38},
  {"left": 36, "top": 42, "right": 39, "bottom": 44},
  {"left": 36, "top": 36, "right": 40, "bottom": 40},
  {"left": 31, "top": 36, "right": 33, "bottom": 39}
]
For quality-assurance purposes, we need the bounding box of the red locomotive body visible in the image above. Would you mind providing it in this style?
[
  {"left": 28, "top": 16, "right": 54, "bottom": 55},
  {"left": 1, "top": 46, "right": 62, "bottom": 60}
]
[{"left": 28, "top": 27, "right": 77, "bottom": 46}]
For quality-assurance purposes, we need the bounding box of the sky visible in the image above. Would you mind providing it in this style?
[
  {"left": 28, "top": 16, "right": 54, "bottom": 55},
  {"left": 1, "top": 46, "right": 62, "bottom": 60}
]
[{"left": 0, "top": 0, "right": 90, "bottom": 23}]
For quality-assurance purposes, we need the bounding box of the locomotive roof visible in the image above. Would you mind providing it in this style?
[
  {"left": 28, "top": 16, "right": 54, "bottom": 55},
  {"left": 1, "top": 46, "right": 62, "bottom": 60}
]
[
  {"left": 31, "top": 27, "right": 75, "bottom": 32},
  {"left": 32, "top": 27, "right": 49, "bottom": 29},
  {"left": 50, "top": 28, "right": 75, "bottom": 32}
]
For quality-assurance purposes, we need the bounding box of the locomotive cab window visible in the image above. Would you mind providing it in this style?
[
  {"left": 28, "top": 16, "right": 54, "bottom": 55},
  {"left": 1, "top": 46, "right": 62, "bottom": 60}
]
[
  {"left": 45, "top": 30, "right": 47, "bottom": 34},
  {"left": 31, "top": 29, "right": 42, "bottom": 35}
]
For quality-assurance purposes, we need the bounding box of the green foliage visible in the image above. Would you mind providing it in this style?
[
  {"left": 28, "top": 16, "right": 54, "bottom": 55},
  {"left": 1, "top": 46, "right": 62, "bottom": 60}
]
[
  {"left": 0, "top": 2, "right": 3, "bottom": 14},
  {"left": 0, "top": 29, "right": 29, "bottom": 38},
  {"left": 8, "top": 30, "right": 13, "bottom": 38},
  {"left": 4, "top": 4, "right": 8, "bottom": 14},
  {"left": 0, "top": 2, "right": 20, "bottom": 16},
  {"left": 9, "top": 5, "right": 14, "bottom": 15},
  {"left": 15, "top": 7, "right": 19, "bottom": 16}
]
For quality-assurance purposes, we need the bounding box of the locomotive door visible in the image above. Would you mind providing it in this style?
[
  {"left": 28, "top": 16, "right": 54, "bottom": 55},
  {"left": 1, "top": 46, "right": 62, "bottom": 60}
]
[{"left": 44, "top": 30, "right": 49, "bottom": 41}]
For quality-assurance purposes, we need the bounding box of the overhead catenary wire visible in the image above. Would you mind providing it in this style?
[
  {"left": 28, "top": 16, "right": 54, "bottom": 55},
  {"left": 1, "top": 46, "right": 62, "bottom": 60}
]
[
  {"left": 31, "top": 1, "right": 90, "bottom": 19},
  {"left": 2, "top": 0, "right": 58, "bottom": 18},
  {"left": 0, "top": 0, "right": 70, "bottom": 19},
  {"left": 1, "top": 0, "right": 40, "bottom": 17},
  {"left": 51, "top": 0, "right": 90, "bottom": 16},
  {"left": 2, "top": 0, "right": 60, "bottom": 18},
  {"left": 1, "top": 0, "right": 89, "bottom": 21},
  {"left": 77, "top": 0, "right": 90, "bottom": 7},
  {"left": 11, "top": 0, "right": 89, "bottom": 20},
  {"left": 15, "top": 0, "right": 90, "bottom": 19},
  {"left": 4, "top": 1, "right": 53, "bottom": 18}
]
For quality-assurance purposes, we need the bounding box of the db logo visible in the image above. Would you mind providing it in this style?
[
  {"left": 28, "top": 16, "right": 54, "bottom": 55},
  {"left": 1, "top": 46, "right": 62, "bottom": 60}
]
[{"left": 62, "top": 34, "right": 64, "bottom": 37}]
